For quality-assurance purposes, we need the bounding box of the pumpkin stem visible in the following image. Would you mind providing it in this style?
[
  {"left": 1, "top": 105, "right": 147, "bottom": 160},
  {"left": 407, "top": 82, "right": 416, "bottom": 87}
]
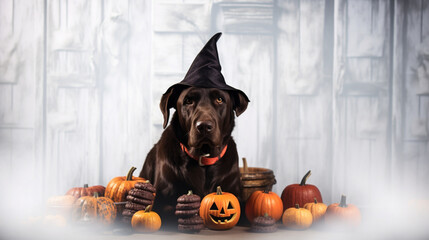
[
  {"left": 242, "top": 158, "right": 248, "bottom": 173},
  {"left": 314, "top": 198, "right": 318, "bottom": 204},
  {"left": 339, "top": 195, "right": 348, "bottom": 208},
  {"left": 216, "top": 186, "right": 223, "bottom": 195},
  {"left": 263, "top": 189, "right": 270, "bottom": 194},
  {"left": 295, "top": 204, "right": 300, "bottom": 209},
  {"left": 126, "top": 167, "right": 137, "bottom": 181},
  {"left": 187, "top": 190, "right": 193, "bottom": 195},
  {"left": 300, "top": 170, "right": 312, "bottom": 186},
  {"left": 145, "top": 205, "right": 153, "bottom": 212},
  {"left": 84, "top": 184, "right": 88, "bottom": 188},
  {"left": 94, "top": 192, "right": 99, "bottom": 198}
]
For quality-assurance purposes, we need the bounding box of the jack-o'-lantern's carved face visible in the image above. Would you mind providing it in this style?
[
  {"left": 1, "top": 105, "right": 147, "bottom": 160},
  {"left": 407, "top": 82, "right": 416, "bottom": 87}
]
[
  {"left": 209, "top": 200, "right": 237, "bottom": 223},
  {"left": 200, "top": 186, "right": 241, "bottom": 230}
]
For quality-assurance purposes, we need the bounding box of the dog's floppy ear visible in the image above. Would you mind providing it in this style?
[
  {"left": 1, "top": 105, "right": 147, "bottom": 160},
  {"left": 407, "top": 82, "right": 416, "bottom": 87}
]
[
  {"left": 233, "top": 92, "right": 249, "bottom": 117},
  {"left": 160, "top": 88, "right": 175, "bottom": 129}
]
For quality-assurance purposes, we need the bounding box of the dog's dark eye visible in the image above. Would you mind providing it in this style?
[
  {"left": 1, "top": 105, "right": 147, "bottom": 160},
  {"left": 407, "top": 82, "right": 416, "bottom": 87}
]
[
  {"left": 216, "top": 97, "right": 224, "bottom": 104},
  {"left": 184, "top": 97, "right": 194, "bottom": 105}
]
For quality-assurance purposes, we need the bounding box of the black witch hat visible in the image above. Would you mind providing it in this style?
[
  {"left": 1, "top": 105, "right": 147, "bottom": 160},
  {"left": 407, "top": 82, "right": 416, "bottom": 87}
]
[{"left": 161, "top": 32, "right": 250, "bottom": 124}]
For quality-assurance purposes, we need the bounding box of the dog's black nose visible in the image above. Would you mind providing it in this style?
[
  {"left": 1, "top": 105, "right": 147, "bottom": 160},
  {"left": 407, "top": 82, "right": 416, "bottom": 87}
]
[{"left": 196, "top": 121, "right": 214, "bottom": 133}]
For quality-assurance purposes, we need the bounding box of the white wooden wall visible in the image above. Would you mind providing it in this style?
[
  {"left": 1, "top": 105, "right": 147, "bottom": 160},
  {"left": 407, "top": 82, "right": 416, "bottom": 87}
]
[{"left": 1, "top": 0, "right": 429, "bottom": 213}]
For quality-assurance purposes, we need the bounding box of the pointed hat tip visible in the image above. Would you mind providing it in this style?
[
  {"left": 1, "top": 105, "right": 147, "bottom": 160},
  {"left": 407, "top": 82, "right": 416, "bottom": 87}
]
[{"left": 207, "top": 32, "right": 222, "bottom": 44}]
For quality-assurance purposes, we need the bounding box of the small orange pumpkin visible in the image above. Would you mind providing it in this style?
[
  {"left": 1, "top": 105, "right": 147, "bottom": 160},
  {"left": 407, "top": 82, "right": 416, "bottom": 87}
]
[
  {"left": 105, "top": 167, "right": 146, "bottom": 212},
  {"left": 131, "top": 205, "right": 162, "bottom": 233},
  {"left": 66, "top": 184, "right": 106, "bottom": 198},
  {"left": 282, "top": 204, "right": 313, "bottom": 230},
  {"left": 200, "top": 186, "right": 241, "bottom": 230},
  {"left": 303, "top": 198, "right": 327, "bottom": 222},
  {"left": 245, "top": 190, "right": 283, "bottom": 222},
  {"left": 325, "top": 195, "right": 361, "bottom": 227},
  {"left": 72, "top": 192, "right": 117, "bottom": 225}
]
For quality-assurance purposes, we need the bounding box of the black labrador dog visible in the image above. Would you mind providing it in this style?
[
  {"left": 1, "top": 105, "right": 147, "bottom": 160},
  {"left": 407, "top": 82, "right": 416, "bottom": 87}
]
[
  {"left": 139, "top": 33, "right": 249, "bottom": 222},
  {"left": 139, "top": 86, "right": 248, "bottom": 220}
]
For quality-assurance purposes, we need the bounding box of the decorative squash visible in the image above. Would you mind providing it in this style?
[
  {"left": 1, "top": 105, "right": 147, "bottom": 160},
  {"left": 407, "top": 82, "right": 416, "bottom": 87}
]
[
  {"left": 282, "top": 204, "right": 313, "bottom": 230},
  {"left": 131, "top": 205, "right": 162, "bottom": 233},
  {"left": 245, "top": 189, "right": 283, "bottom": 223},
  {"left": 303, "top": 198, "right": 327, "bottom": 222},
  {"left": 72, "top": 192, "right": 117, "bottom": 225},
  {"left": 281, "top": 170, "right": 323, "bottom": 210},
  {"left": 200, "top": 186, "right": 241, "bottom": 230},
  {"left": 66, "top": 184, "right": 105, "bottom": 198},
  {"left": 105, "top": 167, "right": 146, "bottom": 212},
  {"left": 325, "top": 195, "right": 361, "bottom": 227}
]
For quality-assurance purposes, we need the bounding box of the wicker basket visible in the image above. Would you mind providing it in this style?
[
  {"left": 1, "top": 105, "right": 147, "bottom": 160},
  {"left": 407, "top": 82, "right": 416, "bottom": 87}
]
[{"left": 239, "top": 158, "right": 277, "bottom": 202}]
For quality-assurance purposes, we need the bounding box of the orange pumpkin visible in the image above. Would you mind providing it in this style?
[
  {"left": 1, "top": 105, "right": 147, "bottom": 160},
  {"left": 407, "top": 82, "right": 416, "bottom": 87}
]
[
  {"left": 131, "top": 205, "right": 162, "bottom": 233},
  {"left": 105, "top": 167, "right": 146, "bottom": 212},
  {"left": 282, "top": 204, "right": 313, "bottom": 230},
  {"left": 200, "top": 186, "right": 241, "bottom": 230},
  {"left": 325, "top": 195, "right": 361, "bottom": 227},
  {"left": 245, "top": 190, "right": 283, "bottom": 222},
  {"left": 303, "top": 198, "right": 327, "bottom": 222},
  {"left": 66, "top": 184, "right": 105, "bottom": 198},
  {"left": 72, "top": 192, "right": 117, "bottom": 225}
]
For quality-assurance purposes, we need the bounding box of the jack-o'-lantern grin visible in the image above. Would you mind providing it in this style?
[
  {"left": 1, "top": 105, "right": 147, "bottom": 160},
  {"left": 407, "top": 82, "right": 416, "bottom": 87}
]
[
  {"left": 208, "top": 201, "right": 237, "bottom": 224},
  {"left": 209, "top": 213, "right": 236, "bottom": 223}
]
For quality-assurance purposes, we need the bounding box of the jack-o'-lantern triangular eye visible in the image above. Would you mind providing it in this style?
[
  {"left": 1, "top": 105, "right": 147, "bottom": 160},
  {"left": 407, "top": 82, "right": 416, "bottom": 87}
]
[
  {"left": 210, "top": 203, "right": 218, "bottom": 210},
  {"left": 227, "top": 202, "right": 234, "bottom": 209}
]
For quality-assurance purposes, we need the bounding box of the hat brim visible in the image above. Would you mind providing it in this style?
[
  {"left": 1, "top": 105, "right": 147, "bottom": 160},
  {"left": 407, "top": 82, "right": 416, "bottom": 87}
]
[{"left": 164, "top": 83, "right": 249, "bottom": 110}]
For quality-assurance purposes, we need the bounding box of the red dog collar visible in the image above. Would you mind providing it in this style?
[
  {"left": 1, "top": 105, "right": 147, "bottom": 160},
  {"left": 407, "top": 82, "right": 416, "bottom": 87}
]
[{"left": 180, "top": 143, "right": 228, "bottom": 166}]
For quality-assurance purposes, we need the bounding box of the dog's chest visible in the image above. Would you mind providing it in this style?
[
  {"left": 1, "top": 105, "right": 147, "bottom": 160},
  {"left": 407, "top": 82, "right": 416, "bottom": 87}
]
[{"left": 180, "top": 162, "right": 219, "bottom": 196}]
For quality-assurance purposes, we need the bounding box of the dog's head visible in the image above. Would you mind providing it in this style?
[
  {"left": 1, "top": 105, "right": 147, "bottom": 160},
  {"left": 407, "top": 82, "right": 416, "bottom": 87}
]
[
  {"left": 160, "top": 86, "right": 248, "bottom": 158},
  {"left": 158, "top": 32, "right": 249, "bottom": 158}
]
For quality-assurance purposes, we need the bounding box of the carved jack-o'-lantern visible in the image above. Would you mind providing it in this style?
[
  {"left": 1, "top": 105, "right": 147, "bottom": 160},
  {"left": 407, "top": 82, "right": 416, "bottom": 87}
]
[{"left": 200, "top": 186, "right": 241, "bottom": 230}]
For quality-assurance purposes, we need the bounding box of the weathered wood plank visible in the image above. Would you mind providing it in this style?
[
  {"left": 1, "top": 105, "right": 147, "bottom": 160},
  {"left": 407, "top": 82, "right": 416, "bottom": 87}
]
[
  {"left": 404, "top": 0, "right": 428, "bottom": 140},
  {"left": 219, "top": 35, "right": 274, "bottom": 186},
  {"left": 391, "top": 0, "right": 406, "bottom": 188},
  {"left": 276, "top": 0, "right": 300, "bottom": 96},
  {"left": 299, "top": 0, "right": 325, "bottom": 94},
  {"left": 153, "top": 34, "right": 183, "bottom": 74},
  {"left": 0, "top": 85, "right": 13, "bottom": 126},
  {"left": 0, "top": 0, "right": 17, "bottom": 84},
  {"left": 45, "top": 0, "right": 103, "bottom": 195},
  {"left": 215, "top": 2, "right": 274, "bottom": 34},
  {"left": 0, "top": 0, "right": 43, "bottom": 128},
  {"left": 100, "top": 0, "right": 131, "bottom": 184},
  {"left": 276, "top": 0, "right": 330, "bottom": 196},
  {"left": 0, "top": 0, "right": 45, "bottom": 210},
  {"left": 276, "top": 0, "right": 325, "bottom": 95},
  {"left": 347, "top": 0, "right": 387, "bottom": 57},
  {"left": 126, "top": 0, "right": 153, "bottom": 173},
  {"left": 423, "top": 0, "right": 429, "bottom": 40},
  {"left": 0, "top": 129, "right": 12, "bottom": 185},
  {"left": 333, "top": 0, "right": 392, "bottom": 206},
  {"left": 153, "top": 3, "right": 211, "bottom": 33}
]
